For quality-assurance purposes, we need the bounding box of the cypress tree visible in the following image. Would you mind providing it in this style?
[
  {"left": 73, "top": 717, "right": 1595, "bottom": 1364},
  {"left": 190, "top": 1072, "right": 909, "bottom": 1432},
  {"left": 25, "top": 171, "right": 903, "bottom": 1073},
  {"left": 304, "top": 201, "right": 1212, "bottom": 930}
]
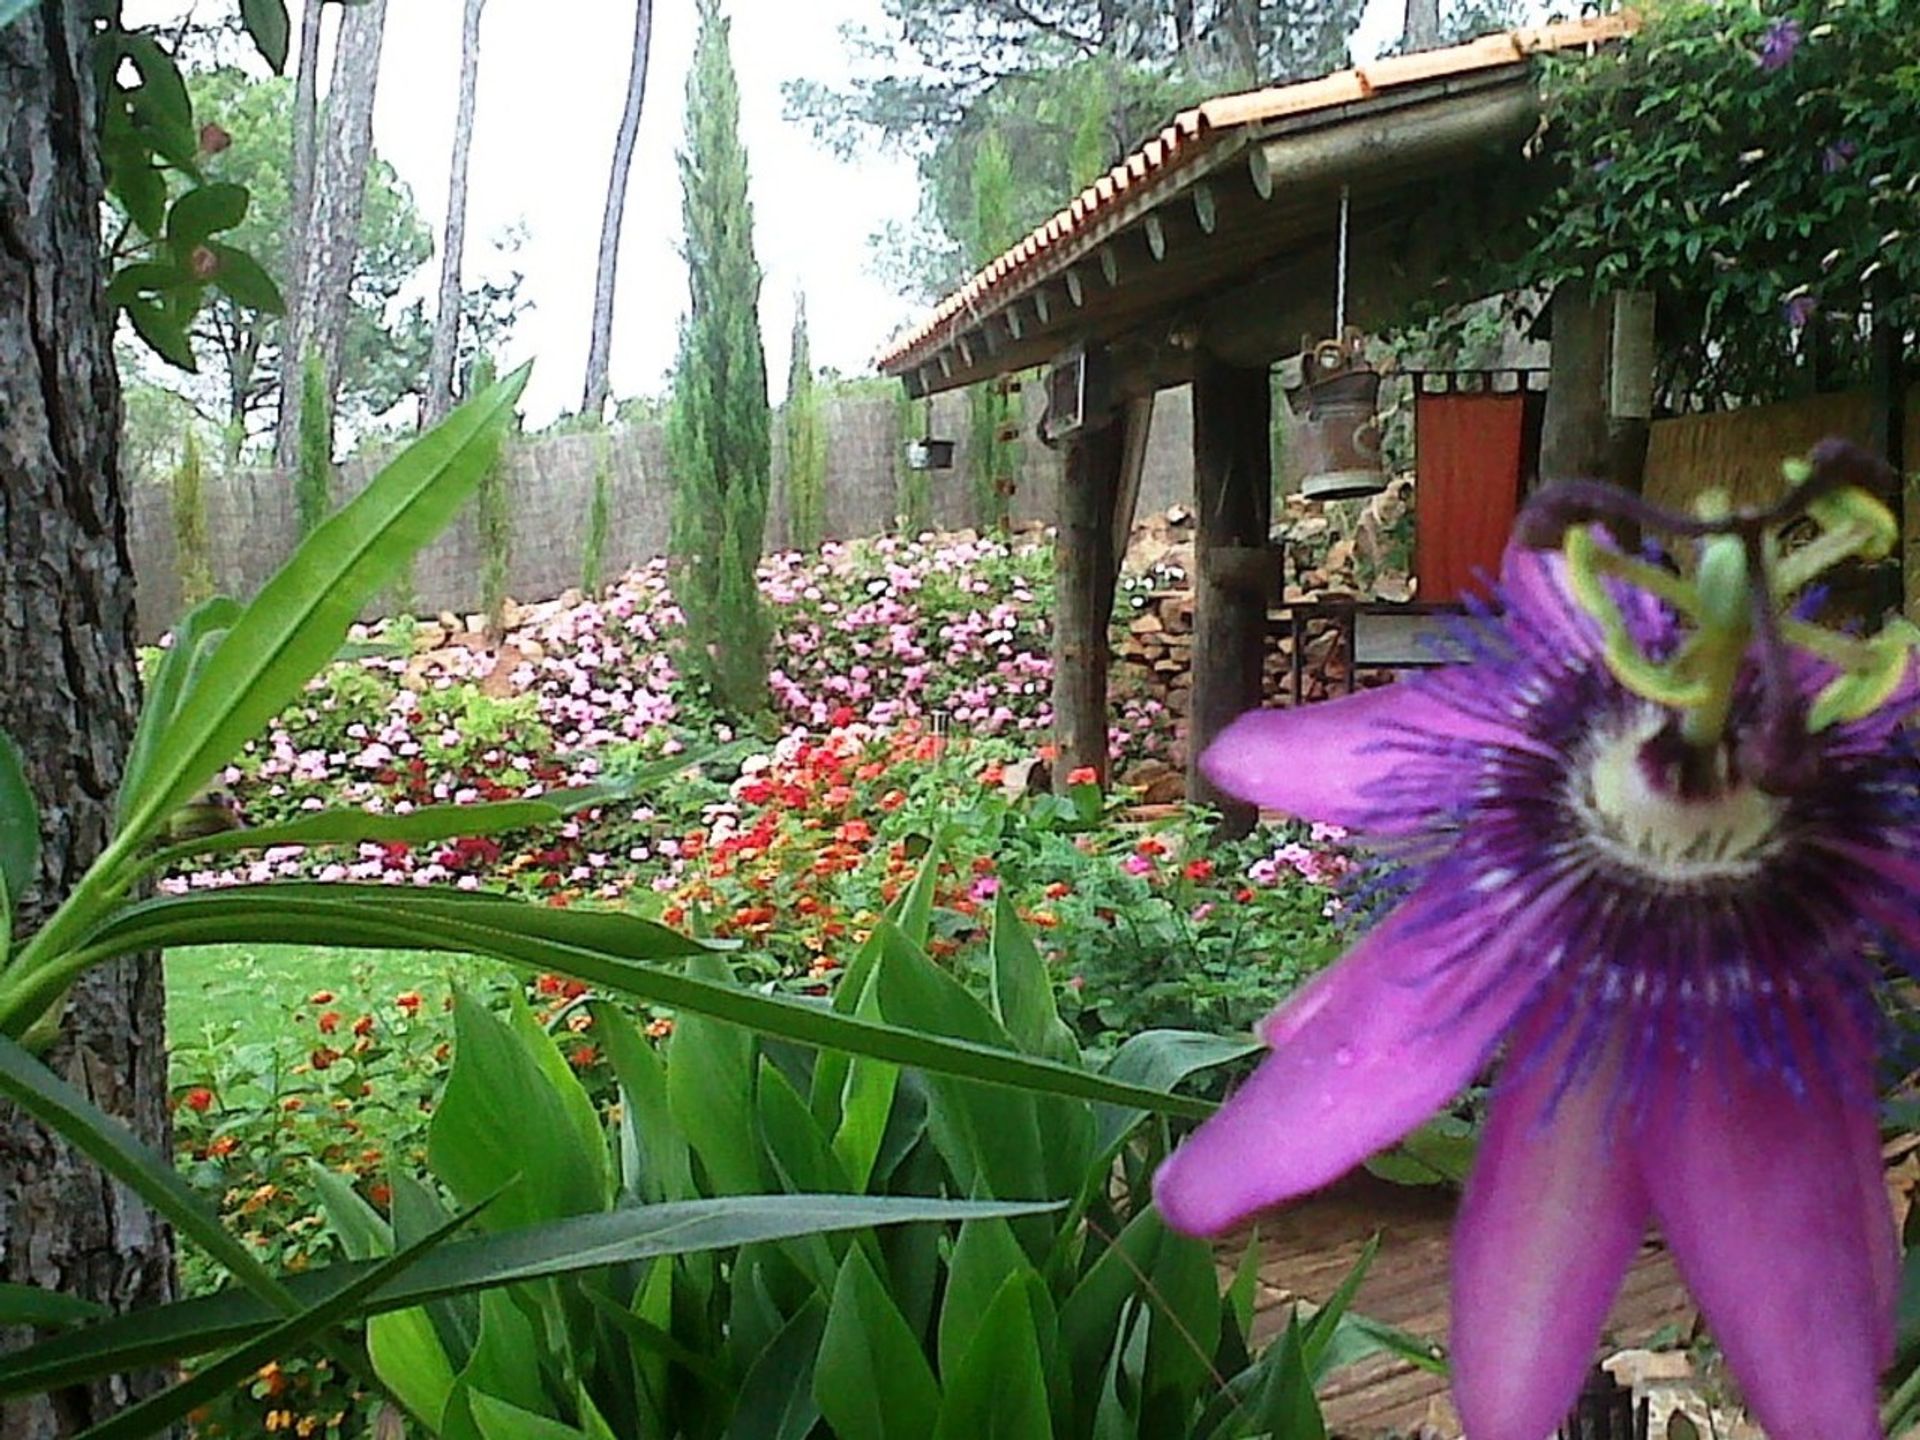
[
  {"left": 295, "top": 349, "right": 333, "bottom": 536},
  {"left": 667, "top": 0, "right": 771, "bottom": 715},
  {"left": 170, "top": 429, "right": 215, "bottom": 607},
  {"left": 783, "top": 295, "right": 826, "bottom": 553},
  {"left": 967, "top": 129, "right": 1021, "bottom": 531}
]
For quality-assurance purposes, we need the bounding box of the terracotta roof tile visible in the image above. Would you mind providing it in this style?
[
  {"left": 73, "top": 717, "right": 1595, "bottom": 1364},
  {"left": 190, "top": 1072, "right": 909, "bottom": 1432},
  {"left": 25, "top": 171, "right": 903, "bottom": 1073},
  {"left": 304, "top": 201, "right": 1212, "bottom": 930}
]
[{"left": 877, "top": 11, "right": 1637, "bottom": 375}]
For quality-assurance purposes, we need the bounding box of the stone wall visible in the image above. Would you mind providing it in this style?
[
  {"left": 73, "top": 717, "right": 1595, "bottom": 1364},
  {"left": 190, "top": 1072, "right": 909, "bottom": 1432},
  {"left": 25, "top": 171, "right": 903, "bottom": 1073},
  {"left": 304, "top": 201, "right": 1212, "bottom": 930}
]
[{"left": 127, "top": 384, "right": 1201, "bottom": 638}]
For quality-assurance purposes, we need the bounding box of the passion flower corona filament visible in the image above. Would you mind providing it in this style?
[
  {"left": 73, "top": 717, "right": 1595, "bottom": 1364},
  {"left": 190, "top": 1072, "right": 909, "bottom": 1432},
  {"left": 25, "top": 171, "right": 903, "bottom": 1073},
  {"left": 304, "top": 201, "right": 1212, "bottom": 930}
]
[{"left": 1156, "top": 441, "right": 1917, "bottom": 1440}]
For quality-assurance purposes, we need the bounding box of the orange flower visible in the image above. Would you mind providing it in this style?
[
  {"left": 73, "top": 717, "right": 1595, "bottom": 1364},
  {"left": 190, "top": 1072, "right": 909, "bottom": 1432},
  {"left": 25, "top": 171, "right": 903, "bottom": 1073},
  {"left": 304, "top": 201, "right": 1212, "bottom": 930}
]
[
  {"left": 1026, "top": 909, "right": 1060, "bottom": 929},
  {"left": 980, "top": 762, "right": 1006, "bottom": 787},
  {"left": 207, "top": 1135, "right": 238, "bottom": 1158},
  {"left": 1066, "top": 765, "right": 1099, "bottom": 786},
  {"left": 317, "top": 1010, "right": 342, "bottom": 1035},
  {"left": 395, "top": 991, "right": 423, "bottom": 1014},
  {"left": 878, "top": 788, "right": 906, "bottom": 812},
  {"left": 183, "top": 1086, "right": 214, "bottom": 1112},
  {"left": 645, "top": 1017, "right": 675, "bottom": 1039},
  {"left": 1044, "top": 881, "right": 1071, "bottom": 900},
  {"left": 308, "top": 990, "right": 335, "bottom": 1005}
]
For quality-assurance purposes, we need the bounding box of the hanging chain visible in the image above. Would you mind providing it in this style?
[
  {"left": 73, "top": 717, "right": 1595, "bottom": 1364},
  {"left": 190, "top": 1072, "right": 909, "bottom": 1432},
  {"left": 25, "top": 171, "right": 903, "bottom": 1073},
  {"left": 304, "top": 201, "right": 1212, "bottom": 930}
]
[{"left": 1335, "top": 182, "right": 1350, "bottom": 337}]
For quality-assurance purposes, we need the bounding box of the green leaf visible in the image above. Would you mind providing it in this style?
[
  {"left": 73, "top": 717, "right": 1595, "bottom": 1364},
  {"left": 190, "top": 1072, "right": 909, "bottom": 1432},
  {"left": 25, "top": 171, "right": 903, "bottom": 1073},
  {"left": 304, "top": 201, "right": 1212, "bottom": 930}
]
[
  {"left": 1302, "top": 1234, "right": 1378, "bottom": 1374},
  {"left": 1249, "top": 1314, "right": 1326, "bottom": 1440},
  {"left": 369, "top": 1304, "right": 458, "bottom": 1431},
  {"left": 146, "top": 797, "right": 577, "bottom": 874},
  {"left": 0, "top": 1284, "right": 105, "bottom": 1330},
  {"left": 118, "top": 596, "right": 240, "bottom": 831},
  {"left": 310, "top": 1163, "right": 393, "bottom": 1262},
  {"left": 72, "top": 889, "right": 1213, "bottom": 1120},
  {"left": 989, "top": 889, "right": 1079, "bottom": 1064},
  {"left": 828, "top": 976, "right": 900, "bottom": 1190},
  {"left": 240, "top": 0, "right": 291, "bottom": 70},
  {"left": 933, "top": 1272, "right": 1052, "bottom": 1440},
  {"left": 166, "top": 182, "right": 249, "bottom": 247},
  {"left": 468, "top": 1393, "right": 595, "bottom": 1440},
  {"left": 815, "top": 1248, "right": 942, "bottom": 1440},
  {"left": 124, "top": 298, "right": 197, "bottom": 372},
  {"left": 456, "top": 1289, "right": 548, "bottom": 1418},
  {"left": 591, "top": 1001, "right": 692, "bottom": 1204},
  {"left": 428, "top": 991, "right": 608, "bottom": 1232},
  {"left": 104, "top": 261, "right": 186, "bottom": 306},
  {"left": 936, "top": 1217, "right": 1030, "bottom": 1382},
  {"left": 0, "top": 1195, "right": 1059, "bottom": 1399},
  {"left": 1094, "top": 1029, "right": 1260, "bottom": 1156},
  {"left": 110, "top": 367, "right": 526, "bottom": 855},
  {"left": 207, "top": 242, "right": 284, "bottom": 314},
  {"left": 668, "top": 954, "right": 765, "bottom": 1195},
  {"left": 105, "top": 145, "right": 167, "bottom": 236},
  {"left": 1139, "top": 1228, "right": 1223, "bottom": 1428},
  {"left": 74, "top": 1196, "right": 479, "bottom": 1440},
  {"left": 0, "top": 731, "right": 38, "bottom": 909},
  {"left": 730, "top": 1299, "right": 827, "bottom": 1440}
]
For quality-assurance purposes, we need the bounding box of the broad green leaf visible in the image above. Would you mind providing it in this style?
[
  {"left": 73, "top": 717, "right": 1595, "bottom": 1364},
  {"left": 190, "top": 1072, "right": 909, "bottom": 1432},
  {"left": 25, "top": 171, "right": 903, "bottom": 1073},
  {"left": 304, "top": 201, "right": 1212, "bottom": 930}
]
[
  {"left": 118, "top": 596, "right": 240, "bottom": 830},
  {"left": 592, "top": 1001, "right": 692, "bottom": 1204},
  {"left": 428, "top": 991, "right": 606, "bottom": 1232},
  {"left": 207, "top": 242, "right": 284, "bottom": 314},
  {"left": 1139, "top": 1228, "right": 1223, "bottom": 1430},
  {"left": 1093, "top": 1029, "right": 1260, "bottom": 1156},
  {"left": 1248, "top": 1315, "right": 1326, "bottom": 1440},
  {"left": 124, "top": 299, "right": 197, "bottom": 372},
  {"left": 504, "top": 987, "right": 611, "bottom": 1206},
  {"left": 828, "top": 977, "right": 899, "bottom": 1190},
  {"left": 0, "top": 731, "right": 38, "bottom": 908},
  {"left": 729, "top": 1299, "right": 826, "bottom": 1440},
  {"left": 70, "top": 889, "right": 1213, "bottom": 1119},
  {"left": 757, "top": 1058, "right": 852, "bottom": 1196},
  {"left": 0, "top": 1284, "right": 104, "bottom": 1329},
  {"left": 369, "top": 1308, "right": 458, "bottom": 1438},
  {"left": 932, "top": 1272, "right": 1052, "bottom": 1440},
  {"left": 2, "top": 1196, "right": 1056, "bottom": 1399},
  {"left": 936, "top": 1217, "right": 1030, "bottom": 1382},
  {"left": 103, "top": 260, "right": 183, "bottom": 306},
  {"left": 239, "top": 0, "right": 290, "bottom": 70},
  {"left": 1061, "top": 1206, "right": 1167, "bottom": 1433},
  {"left": 166, "top": 182, "right": 249, "bottom": 247},
  {"left": 310, "top": 1163, "right": 392, "bottom": 1261},
  {"left": 110, "top": 367, "right": 526, "bottom": 854},
  {"left": 668, "top": 953, "right": 765, "bottom": 1195},
  {"left": 582, "top": 1286, "right": 731, "bottom": 1393},
  {"left": 456, "top": 1289, "right": 547, "bottom": 1417},
  {"left": 814, "top": 1248, "right": 942, "bottom": 1440},
  {"left": 106, "top": 154, "right": 167, "bottom": 236},
  {"left": 468, "top": 1392, "right": 594, "bottom": 1440},
  {"left": 75, "top": 1198, "right": 477, "bottom": 1440},
  {"left": 989, "top": 889, "right": 1079, "bottom": 1065}
]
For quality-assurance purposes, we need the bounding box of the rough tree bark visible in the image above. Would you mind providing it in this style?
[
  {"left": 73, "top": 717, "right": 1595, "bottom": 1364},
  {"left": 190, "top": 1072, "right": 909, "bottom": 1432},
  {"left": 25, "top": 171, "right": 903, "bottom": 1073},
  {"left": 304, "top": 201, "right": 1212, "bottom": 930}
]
[
  {"left": 277, "top": 0, "right": 326, "bottom": 417},
  {"left": 423, "top": 0, "right": 489, "bottom": 427},
  {"left": 581, "top": 0, "right": 655, "bottom": 422},
  {"left": 0, "top": 5, "right": 173, "bottom": 1436},
  {"left": 275, "top": 0, "right": 390, "bottom": 469}
]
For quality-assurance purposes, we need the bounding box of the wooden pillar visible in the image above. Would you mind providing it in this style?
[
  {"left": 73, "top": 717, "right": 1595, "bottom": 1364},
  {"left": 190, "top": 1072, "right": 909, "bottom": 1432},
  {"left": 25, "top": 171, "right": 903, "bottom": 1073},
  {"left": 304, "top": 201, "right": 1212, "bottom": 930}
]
[
  {"left": 1188, "top": 352, "right": 1272, "bottom": 837},
  {"left": 1539, "top": 283, "right": 1612, "bottom": 486},
  {"left": 1050, "top": 414, "right": 1124, "bottom": 788}
]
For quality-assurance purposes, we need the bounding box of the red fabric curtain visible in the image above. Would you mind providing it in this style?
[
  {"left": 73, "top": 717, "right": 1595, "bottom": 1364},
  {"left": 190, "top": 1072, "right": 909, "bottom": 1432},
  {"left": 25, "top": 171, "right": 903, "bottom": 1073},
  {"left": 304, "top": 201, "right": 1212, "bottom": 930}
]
[{"left": 1413, "top": 391, "right": 1526, "bottom": 603}]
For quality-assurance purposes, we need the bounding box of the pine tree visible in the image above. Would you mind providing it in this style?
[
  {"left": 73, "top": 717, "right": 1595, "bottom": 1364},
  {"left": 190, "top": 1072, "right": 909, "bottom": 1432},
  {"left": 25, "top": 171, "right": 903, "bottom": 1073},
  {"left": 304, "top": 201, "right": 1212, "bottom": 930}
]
[
  {"left": 782, "top": 296, "right": 826, "bottom": 553},
  {"left": 667, "top": 0, "right": 771, "bottom": 715}
]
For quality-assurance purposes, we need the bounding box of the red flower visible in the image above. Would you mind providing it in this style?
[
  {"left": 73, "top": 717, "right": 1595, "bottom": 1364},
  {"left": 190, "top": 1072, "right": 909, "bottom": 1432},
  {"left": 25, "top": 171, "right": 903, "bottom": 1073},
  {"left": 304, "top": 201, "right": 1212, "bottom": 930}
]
[
  {"left": 317, "top": 1010, "right": 343, "bottom": 1035},
  {"left": 1067, "top": 765, "right": 1099, "bottom": 786},
  {"left": 308, "top": 990, "right": 335, "bottom": 1005},
  {"left": 183, "top": 1087, "right": 214, "bottom": 1112},
  {"left": 353, "top": 1014, "right": 375, "bottom": 1037},
  {"left": 1136, "top": 837, "right": 1168, "bottom": 858},
  {"left": 830, "top": 705, "right": 856, "bottom": 728},
  {"left": 1184, "top": 859, "right": 1215, "bottom": 882},
  {"left": 1045, "top": 881, "right": 1071, "bottom": 900},
  {"left": 310, "top": 1046, "right": 341, "bottom": 1071},
  {"left": 395, "top": 991, "right": 423, "bottom": 1014}
]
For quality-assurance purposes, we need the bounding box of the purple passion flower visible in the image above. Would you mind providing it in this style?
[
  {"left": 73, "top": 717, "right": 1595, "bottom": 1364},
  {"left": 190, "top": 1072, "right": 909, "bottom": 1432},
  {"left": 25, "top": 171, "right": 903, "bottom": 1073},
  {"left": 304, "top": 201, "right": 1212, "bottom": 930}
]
[
  {"left": 1785, "top": 292, "right": 1820, "bottom": 330},
  {"left": 1157, "top": 443, "right": 1913, "bottom": 1440},
  {"left": 1757, "top": 15, "right": 1804, "bottom": 70}
]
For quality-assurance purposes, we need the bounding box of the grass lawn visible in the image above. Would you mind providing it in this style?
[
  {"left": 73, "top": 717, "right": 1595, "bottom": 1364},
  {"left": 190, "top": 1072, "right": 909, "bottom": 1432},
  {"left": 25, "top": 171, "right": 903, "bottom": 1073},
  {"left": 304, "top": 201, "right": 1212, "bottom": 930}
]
[{"left": 164, "top": 943, "right": 511, "bottom": 1061}]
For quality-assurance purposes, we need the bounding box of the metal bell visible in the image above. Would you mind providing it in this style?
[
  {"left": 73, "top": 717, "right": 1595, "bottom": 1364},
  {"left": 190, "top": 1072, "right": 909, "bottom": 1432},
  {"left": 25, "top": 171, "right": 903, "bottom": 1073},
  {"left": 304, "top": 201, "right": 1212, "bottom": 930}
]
[{"left": 1283, "top": 328, "right": 1388, "bottom": 501}]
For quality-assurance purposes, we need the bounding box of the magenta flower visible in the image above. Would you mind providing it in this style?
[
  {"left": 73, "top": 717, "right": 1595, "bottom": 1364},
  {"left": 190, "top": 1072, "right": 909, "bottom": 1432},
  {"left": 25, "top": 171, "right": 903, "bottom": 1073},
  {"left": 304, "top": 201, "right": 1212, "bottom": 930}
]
[{"left": 1156, "top": 443, "right": 1913, "bottom": 1440}]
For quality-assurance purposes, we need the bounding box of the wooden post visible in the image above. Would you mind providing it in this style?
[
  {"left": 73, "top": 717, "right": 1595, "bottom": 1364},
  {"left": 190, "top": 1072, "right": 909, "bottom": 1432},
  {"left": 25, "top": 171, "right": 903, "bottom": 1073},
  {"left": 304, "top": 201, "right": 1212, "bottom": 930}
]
[
  {"left": 1189, "top": 352, "right": 1272, "bottom": 837},
  {"left": 1539, "top": 283, "right": 1612, "bottom": 486},
  {"left": 1050, "top": 415, "right": 1124, "bottom": 789}
]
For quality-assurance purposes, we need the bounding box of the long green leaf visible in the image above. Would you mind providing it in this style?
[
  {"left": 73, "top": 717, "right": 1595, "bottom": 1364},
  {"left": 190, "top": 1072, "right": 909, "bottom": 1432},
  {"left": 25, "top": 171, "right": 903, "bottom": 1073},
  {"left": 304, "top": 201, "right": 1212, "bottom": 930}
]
[
  {"left": 145, "top": 796, "right": 581, "bottom": 873},
  {"left": 117, "top": 596, "right": 241, "bottom": 830},
  {"left": 76, "top": 889, "right": 1215, "bottom": 1118},
  {"left": 114, "top": 368, "right": 526, "bottom": 853},
  {"left": 0, "top": 1284, "right": 105, "bottom": 1329},
  {"left": 75, "top": 1198, "right": 481, "bottom": 1440},
  {"left": 0, "top": 731, "right": 38, "bottom": 909},
  {"left": 0, "top": 1196, "right": 1058, "bottom": 1399}
]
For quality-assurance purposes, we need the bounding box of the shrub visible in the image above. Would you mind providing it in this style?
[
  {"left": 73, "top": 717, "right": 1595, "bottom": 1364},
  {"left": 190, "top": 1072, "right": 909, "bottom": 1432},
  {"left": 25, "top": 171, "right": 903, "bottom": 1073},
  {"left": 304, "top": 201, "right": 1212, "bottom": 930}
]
[{"left": 170, "top": 428, "right": 215, "bottom": 606}]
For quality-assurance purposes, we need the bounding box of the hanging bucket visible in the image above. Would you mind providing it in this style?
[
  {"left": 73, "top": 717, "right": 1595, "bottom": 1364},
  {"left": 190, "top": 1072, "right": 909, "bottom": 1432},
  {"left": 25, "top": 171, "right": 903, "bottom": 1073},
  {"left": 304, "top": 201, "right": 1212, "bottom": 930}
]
[{"left": 1284, "top": 330, "right": 1387, "bottom": 501}]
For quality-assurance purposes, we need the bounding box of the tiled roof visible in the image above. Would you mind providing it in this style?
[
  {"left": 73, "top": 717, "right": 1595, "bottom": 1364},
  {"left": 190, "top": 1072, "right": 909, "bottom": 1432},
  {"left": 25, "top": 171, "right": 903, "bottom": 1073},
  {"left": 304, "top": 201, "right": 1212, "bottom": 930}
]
[{"left": 876, "top": 12, "right": 1637, "bottom": 376}]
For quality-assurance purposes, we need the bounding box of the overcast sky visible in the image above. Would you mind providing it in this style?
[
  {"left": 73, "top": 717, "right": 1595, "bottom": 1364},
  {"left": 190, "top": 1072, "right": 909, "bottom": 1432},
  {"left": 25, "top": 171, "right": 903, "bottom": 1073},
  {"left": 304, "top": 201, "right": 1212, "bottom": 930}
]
[{"left": 172, "top": 0, "right": 1417, "bottom": 424}]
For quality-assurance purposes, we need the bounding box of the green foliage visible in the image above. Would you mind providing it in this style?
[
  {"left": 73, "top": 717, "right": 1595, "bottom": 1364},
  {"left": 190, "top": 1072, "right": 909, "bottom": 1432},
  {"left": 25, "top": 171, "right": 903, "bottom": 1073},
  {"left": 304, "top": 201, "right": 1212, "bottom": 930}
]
[
  {"left": 896, "top": 390, "right": 933, "bottom": 535},
  {"left": 1518, "top": 0, "right": 1920, "bottom": 406},
  {"left": 169, "top": 429, "right": 216, "bottom": 607},
  {"left": 469, "top": 356, "right": 514, "bottom": 637},
  {"left": 295, "top": 349, "right": 333, "bottom": 536},
  {"left": 667, "top": 0, "right": 773, "bottom": 716},
  {"left": 783, "top": 298, "right": 828, "bottom": 553},
  {"left": 582, "top": 433, "right": 614, "bottom": 593}
]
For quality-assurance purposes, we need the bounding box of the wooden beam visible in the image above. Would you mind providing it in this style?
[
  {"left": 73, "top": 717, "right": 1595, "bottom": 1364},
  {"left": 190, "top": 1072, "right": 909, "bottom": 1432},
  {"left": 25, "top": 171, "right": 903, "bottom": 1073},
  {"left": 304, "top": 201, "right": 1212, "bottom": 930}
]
[
  {"left": 1254, "top": 84, "right": 1537, "bottom": 200},
  {"left": 1051, "top": 413, "right": 1126, "bottom": 789},
  {"left": 1188, "top": 352, "right": 1273, "bottom": 838},
  {"left": 1099, "top": 245, "right": 1122, "bottom": 287},
  {"left": 1005, "top": 303, "right": 1025, "bottom": 341},
  {"left": 1034, "top": 287, "right": 1054, "bottom": 325},
  {"left": 957, "top": 334, "right": 977, "bottom": 369}
]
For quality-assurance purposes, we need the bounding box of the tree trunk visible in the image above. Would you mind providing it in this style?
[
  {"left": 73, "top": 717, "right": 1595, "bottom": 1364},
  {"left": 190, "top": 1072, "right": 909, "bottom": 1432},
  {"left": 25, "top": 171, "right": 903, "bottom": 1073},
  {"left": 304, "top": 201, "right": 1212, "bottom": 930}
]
[
  {"left": 582, "top": 0, "right": 655, "bottom": 422},
  {"left": 275, "top": 0, "right": 390, "bottom": 469},
  {"left": 1402, "top": 0, "right": 1441, "bottom": 52},
  {"left": 0, "top": 7, "right": 173, "bottom": 1436},
  {"left": 276, "top": 0, "right": 326, "bottom": 462},
  {"left": 424, "top": 0, "right": 488, "bottom": 427}
]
